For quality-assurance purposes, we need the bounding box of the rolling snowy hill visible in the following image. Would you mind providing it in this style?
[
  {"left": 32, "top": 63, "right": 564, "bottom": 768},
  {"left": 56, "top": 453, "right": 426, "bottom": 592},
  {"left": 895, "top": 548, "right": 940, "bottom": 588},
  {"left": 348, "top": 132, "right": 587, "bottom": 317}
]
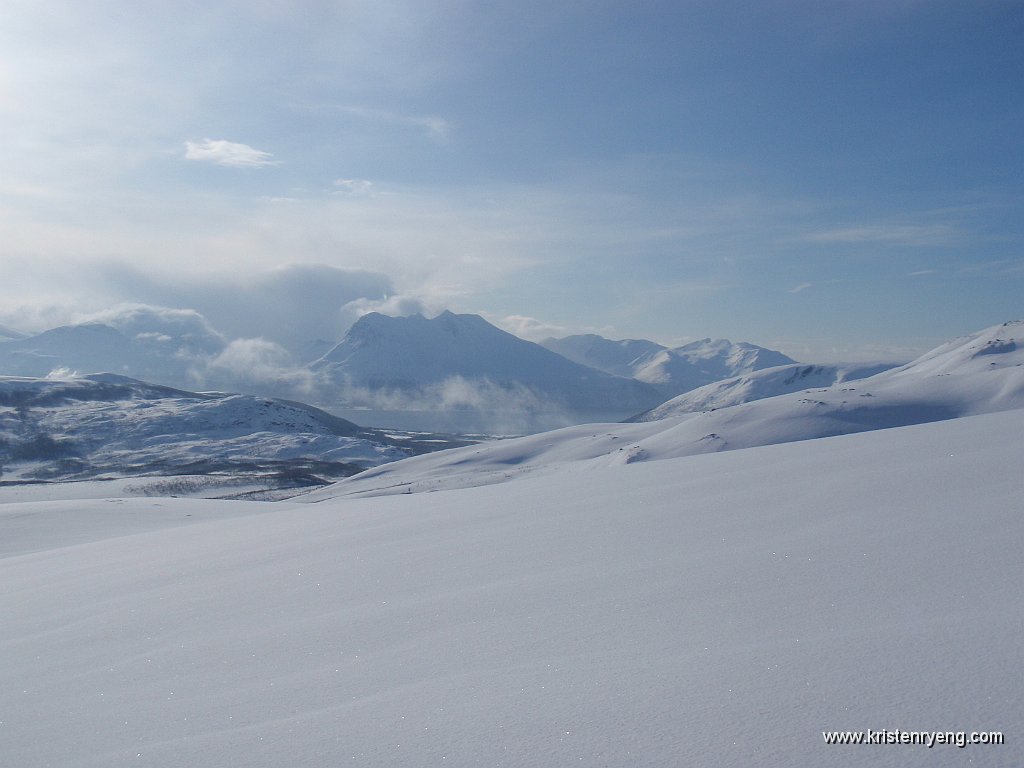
[
  {"left": 1, "top": 407, "right": 1020, "bottom": 767},
  {"left": 542, "top": 333, "right": 796, "bottom": 396},
  {"left": 631, "top": 361, "right": 896, "bottom": 420},
  {"left": 311, "top": 311, "right": 665, "bottom": 423},
  {"left": 310, "top": 321, "right": 1024, "bottom": 498},
  {"left": 0, "top": 374, "right": 470, "bottom": 499}
]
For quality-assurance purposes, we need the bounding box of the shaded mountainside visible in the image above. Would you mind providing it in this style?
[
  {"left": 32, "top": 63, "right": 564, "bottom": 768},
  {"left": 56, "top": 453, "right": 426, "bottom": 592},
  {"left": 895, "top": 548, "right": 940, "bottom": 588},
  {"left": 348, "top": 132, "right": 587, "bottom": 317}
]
[
  {"left": 0, "top": 374, "right": 473, "bottom": 498},
  {"left": 539, "top": 334, "right": 666, "bottom": 378},
  {"left": 311, "top": 311, "right": 665, "bottom": 414},
  {"left": 0, "top": 323, "right": 27, "bottom": 342}
]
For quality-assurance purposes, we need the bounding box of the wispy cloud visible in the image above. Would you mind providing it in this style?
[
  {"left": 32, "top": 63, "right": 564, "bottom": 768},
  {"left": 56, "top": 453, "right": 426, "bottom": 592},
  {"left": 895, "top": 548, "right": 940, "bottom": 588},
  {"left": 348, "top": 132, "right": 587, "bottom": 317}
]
[
  {"left": 338, "top": 106, "right": 451, "bottom": 142},
  {"left": 184, "top": 139, "right": 280, "bottom": 168},
  {"left": 788, "top": 282, "right": 813, "bottom": 294},
  {"left": 333, "top": 178, "right": 375, "bottom": 197},
  {"left": 491, "top": 314, "right": 571, "bottom": 342},
  {"left": 799, "top": 223, "right": 958, "bottom": 246},
  {"left": 909, "top": 269, "right": 936, "bottom": 276}
]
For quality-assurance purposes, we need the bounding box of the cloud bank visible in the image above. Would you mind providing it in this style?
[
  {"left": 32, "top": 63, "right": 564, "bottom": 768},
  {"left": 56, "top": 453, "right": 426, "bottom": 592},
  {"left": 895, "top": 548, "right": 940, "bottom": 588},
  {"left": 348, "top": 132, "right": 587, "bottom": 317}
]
[{"left": 90, "top": 263, "right": 395, "bottom": 358}]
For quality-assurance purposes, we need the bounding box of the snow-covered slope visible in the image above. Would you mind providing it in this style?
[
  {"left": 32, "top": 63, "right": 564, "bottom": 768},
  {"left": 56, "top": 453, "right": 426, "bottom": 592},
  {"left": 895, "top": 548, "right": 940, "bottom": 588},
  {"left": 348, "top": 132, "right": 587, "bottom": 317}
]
[
  {"left": 542, "top": 332, "right": 796, "bottom": 397},
  {"left": 312, "top": 311, "right": 665, "bottom": 417},
  {"left": 632, "top": 337, "right": 797, "bottom": 395},
  {"left": 0, "top": 374, "right": 466, "bottom": 497},
  {"left": 2, "top": 410, "right": 1020, "bottom": 767},
  {"left": 632, "top": 361, "right": 896, "bottom": 420},
  {"left": 310, "top": 321, "right": 1024, "bottom": 498}
]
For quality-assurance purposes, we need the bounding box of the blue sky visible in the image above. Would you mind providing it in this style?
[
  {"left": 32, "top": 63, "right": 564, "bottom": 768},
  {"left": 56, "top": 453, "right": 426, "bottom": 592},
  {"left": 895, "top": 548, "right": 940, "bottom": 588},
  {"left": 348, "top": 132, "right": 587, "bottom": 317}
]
[{"left": 1, "top": 0, "right": 1021, "bottom": 361}]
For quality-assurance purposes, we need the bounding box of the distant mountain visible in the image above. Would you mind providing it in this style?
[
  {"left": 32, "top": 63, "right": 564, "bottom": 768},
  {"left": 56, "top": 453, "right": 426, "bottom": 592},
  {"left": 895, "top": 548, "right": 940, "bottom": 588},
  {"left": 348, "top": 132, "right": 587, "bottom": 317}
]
[
  {"left": 631, "top": 362, "right": 896, "bottom": 421},
  {"left": 541, "top": 334, "right": 796, "bottom": 397},
  {"left": 310, "top": 321, "right": 1024, "bottom": 497},
  {"left": 540, "top": 334, "right": 666, "bottom": 379},
  {"left": 311, "top": 311, "right": 665, "bottom": 418},
  {"left": 0, "top": 319, "right": 225, "bottom": 386},
  {"left": 0, "top": 323, "right": 27, "bottom": 342},
  {"left": 0, "top": 373, "right": 470, "bottom": 497}
]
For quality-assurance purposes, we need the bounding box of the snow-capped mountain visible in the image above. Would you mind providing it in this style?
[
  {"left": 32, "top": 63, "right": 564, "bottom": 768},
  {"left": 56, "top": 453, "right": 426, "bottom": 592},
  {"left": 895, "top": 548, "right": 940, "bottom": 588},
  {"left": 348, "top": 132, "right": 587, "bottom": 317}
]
[
  {"left": 0, "top": 312, "right": 226, "bottom": 386},
  {"left": 0, "top": 373, "right": 469, "bottom": 498},
  {"left": 539, "top": 334, "right": 666, "bottom": 378},
  {"left": 309, "top": 321, "right": 1024, "bottom": 498},
  {"left": 311, "top": 311, "right": 665, "bottom": 418},
  {"left": 631, "top": 361, "right": 896, "bottom": 420},
  {"left": 542, "top": 333, "right": 796, "bottom": 397}
]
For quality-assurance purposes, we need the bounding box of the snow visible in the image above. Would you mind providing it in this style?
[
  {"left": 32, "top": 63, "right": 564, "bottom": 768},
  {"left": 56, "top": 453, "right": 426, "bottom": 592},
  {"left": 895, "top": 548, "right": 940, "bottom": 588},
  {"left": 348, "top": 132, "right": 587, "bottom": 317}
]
[
  {"left": 311, "top": 311, "right": 664, "bottom": 417},
  {"left": 539, "top": 333, "right": 667, "bottom": 378},
  {"left": 0, "top": 374, "right": 449, "bottom": 495},
  {"left": 633, "top": 361, "right": 895, "bottom": 419},
  {"left": 542, "top": 333, "right": 796, "bottom": 397},
  {"left": 306, "top": 321, "right": 1024, "bottom": 499},
  {"left": 1, "top": 409, "right": 1021, "bottom": 767}
]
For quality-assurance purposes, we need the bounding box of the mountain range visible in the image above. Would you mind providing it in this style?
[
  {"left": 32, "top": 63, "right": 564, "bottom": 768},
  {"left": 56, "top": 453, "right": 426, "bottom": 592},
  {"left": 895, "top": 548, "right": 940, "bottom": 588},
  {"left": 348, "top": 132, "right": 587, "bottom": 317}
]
[
  {"left": 0, "top": 308, "right": 803, "bottom": 432},
  {"left": 540, "top": 333, "right": 797, "bottom": 397},
  {"left": 306, "top": 321, "right": 1024, "bottom": 498},
  {"left": 4, "top": 326, "right": 1020, "bottom": 766}
]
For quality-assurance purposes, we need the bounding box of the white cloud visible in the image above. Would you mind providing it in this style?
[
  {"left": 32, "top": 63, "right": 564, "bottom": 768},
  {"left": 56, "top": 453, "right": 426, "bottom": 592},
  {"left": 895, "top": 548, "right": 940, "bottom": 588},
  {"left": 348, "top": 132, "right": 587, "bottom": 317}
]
[
  {"left": 184, "top": 139, "right": 280, "bottom": 168},
  {"left": 333, "top": 179, "right": 375, "bottom": 196},
  {"left": 74, "top": 304, "right": 226, "bottom": 354},
  {"left": 340, "top": 294, "right": 434, "bottom": 326},
  {"left": 90, "top": 263, "right": 395, "bottom": 354},
  {"left": 206, "top": 338, "right": 317, "bottom": 396},
  {"left": 490, "top": 314, "right": 569, "bottom": 342},
  {"left": 788, "top": 282, "right": 813, "bottom": 294}
]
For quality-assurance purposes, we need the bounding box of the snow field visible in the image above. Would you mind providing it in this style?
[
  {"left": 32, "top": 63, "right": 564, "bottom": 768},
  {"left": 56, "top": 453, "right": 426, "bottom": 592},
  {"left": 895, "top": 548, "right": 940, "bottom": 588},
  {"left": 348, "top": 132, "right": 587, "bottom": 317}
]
[{"left": 1, "top": 409, "right": 1021, "bottom": 767}]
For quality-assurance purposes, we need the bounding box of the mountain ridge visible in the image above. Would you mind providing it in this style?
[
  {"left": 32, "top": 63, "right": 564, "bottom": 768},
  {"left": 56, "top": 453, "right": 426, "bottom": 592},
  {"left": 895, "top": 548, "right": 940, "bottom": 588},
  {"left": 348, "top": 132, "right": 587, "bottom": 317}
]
[
  {"left": 306, "top": 320, "right": 1024, "bottom": 499},
  {"left": 541, "top": 332, "right": 796, "bottom": 397}
]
